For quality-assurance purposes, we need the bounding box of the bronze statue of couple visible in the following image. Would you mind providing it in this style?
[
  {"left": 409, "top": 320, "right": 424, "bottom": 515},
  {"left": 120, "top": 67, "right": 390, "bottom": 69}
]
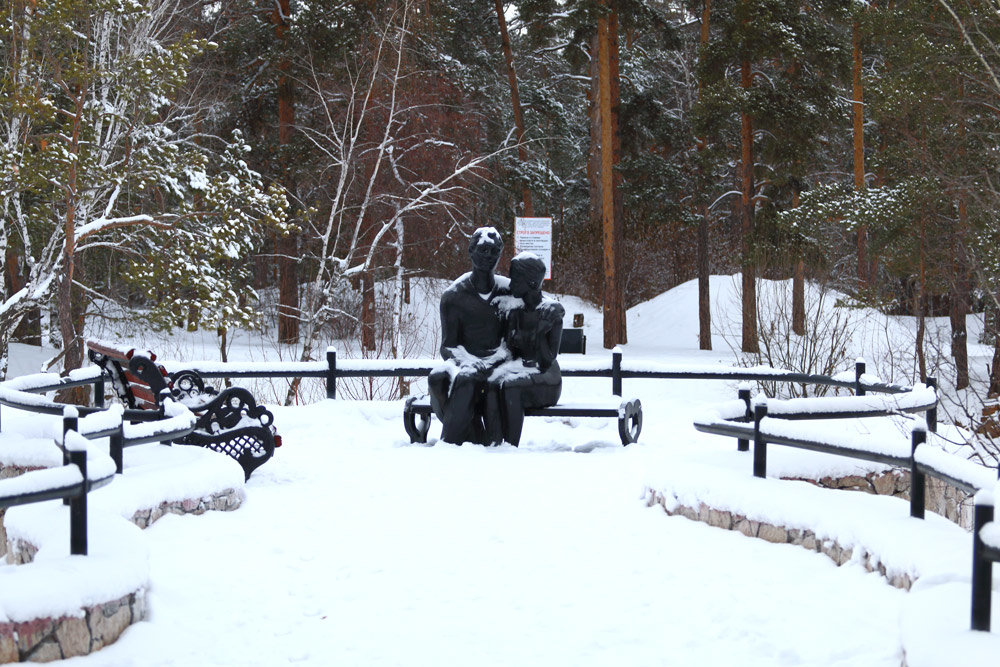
[{"left": 428, "top": 227, "right": 564, "bottom": 446}]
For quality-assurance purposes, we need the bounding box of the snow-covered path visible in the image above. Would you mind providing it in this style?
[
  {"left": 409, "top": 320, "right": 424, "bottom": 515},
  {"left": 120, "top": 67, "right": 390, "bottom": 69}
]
[{"left": 71, "top": 400, "right": 905, "bottom": 667}]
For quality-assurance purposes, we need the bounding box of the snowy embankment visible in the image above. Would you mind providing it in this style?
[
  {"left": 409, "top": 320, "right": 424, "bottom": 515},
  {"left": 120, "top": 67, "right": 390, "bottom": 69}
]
[{"left": 0, "top": 274, "right": 998, "bottom": 665}]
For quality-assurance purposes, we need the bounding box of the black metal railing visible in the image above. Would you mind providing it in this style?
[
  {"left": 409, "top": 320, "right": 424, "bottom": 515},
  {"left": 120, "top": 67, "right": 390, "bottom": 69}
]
[
  {"left": 0, "top": 376, "right": 198, "bottom": 557},
  {"left": 0, "top": 409, "right": 116, "bottom": 555},
  {"left": 694, "top": 375, "right": 1000, "bottom": 633}
]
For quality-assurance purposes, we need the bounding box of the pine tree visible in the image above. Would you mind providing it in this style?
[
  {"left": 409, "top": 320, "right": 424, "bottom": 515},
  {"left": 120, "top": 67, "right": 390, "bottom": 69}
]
[{"left": 695, "top": 0, "right": 851, "bottom": 354}]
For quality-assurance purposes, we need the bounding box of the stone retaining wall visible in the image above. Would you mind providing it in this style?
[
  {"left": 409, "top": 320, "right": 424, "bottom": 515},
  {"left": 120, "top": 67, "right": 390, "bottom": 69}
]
[
  {"left": 797, "top": 469, "right": 974, "bottom": 530},
  {"left": 0, "top": 591, "right": 146, "bottom": 662},
  {"left": 642, "top": 487, "right": 916, "bottom": 590}
]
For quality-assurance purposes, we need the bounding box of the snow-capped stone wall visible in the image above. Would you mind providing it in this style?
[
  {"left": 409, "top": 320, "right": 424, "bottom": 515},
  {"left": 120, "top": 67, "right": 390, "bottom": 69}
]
[{"left": 0, "top": 591, "right": 146, "bottom": 662}]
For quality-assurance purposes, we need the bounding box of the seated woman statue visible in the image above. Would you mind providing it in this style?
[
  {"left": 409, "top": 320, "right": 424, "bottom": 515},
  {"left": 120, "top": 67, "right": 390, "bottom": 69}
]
[{"left": 489, "top": 252, "right": 565, "bottom": 446}]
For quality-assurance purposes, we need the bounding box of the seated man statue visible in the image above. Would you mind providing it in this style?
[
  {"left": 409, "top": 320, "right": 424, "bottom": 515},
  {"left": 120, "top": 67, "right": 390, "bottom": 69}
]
[
  {"left": 427, "top": 227, "right": 510, "bottom": 444},
  {"left": 489, "top": 252, "right": 564, "bottom": 446}
]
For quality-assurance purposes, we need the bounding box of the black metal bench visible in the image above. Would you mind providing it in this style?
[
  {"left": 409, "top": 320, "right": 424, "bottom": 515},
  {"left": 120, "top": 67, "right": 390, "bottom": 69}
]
[
  {"left": 402, "top": 329, "right": 643, "bottom": 446},
  {"left": 86, "top": 341, "right": 280, "bottom": 480}
]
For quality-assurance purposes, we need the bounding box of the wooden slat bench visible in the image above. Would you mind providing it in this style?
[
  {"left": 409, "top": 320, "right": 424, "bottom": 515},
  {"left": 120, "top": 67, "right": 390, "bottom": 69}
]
[{"left": 87, "top": 341, "right": 280, "bottom": 480}]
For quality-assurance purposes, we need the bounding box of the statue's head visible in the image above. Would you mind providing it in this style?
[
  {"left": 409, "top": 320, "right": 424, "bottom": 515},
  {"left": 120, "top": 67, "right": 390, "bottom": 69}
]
[
  {"left": 509, "top": 252, "right": 546, "bottom": 299},
  {"left": 468, "top": 227, "right": 503, "bottom": 273}
]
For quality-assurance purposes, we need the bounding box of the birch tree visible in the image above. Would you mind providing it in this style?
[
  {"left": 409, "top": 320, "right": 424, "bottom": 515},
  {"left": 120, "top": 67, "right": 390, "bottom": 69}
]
[
  {"left": 0, "top": 0, "right": 287, "bottom": 384},
  {"left": 284, "top": 0, "right": 516, "bottom": 403}
]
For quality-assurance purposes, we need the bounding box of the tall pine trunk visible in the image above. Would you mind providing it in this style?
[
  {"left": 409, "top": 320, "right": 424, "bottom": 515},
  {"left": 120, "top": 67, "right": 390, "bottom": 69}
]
[
  {"left": 494, "top": 0, "right": 533, "bottom": 216},
  {"left": 740, "top": 59, "right": 758, "bottom": 354},
  {"left": 697, "top": 0, "right": 712, "bottom": 351},
  {"left": 590, "top": 4, "right": 626, "bottom": 349},
  {"left": 852, "top": 20, "right": 868, "bottom": 289}
]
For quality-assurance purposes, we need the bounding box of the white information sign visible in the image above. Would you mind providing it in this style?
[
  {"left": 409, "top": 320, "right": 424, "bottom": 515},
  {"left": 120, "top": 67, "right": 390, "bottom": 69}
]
[{"left": 514, "top": 217, "right": 553, "bottom": 280}]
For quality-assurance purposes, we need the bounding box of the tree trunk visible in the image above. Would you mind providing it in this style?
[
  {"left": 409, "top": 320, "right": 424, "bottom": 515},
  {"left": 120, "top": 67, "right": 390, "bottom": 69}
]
[
  {"left": 990, "top": 322, "right": 1000, "bottom": 397},
  {"left": 793, "top": 259, "right": 805, "bottom": 336},
  {"left": 274, "top": 0, "right": 299, "bottom": 344},
  {"left": 494, "top": 0, "right": 533, "bottom": 216},
  {"left": 951, "top": 202, "right": 970, "bottom": 390},
  {"left": 4, "top": 251, "right": 41, "bottom": 345},
  {"left": 56, "top": 87, "right": 89, "bottom": 406},
  {"left": 361, "top": 271, "right": 376, "bottom": 351},
  {"left": 592, "top": 6, "right": 626, "bottom": 349},
  {"left": 791, "top": 189, "right": 805, "bottom": 336},
  {"left": 916, "top": 217, "right": 927, "bottom": 383},
  {"left": 951, "top": 79, "right": 970, "bottom": 390},
  {"left": 698, "top": 208, "right": 711, "bottom": 350},
  {"left": 852, "top": 20, "right": 868, "bottom": 288},
  {"left": 740, "top": 59, "right": 758, "bottom": 354},
  {"left": 697, "top": 0, "right": 712, "bottom": 350}
]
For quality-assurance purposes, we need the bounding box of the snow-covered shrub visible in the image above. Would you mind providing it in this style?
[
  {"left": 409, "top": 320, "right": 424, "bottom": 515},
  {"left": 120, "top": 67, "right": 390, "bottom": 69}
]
[{"left": 719, "top": 279, "right": 852, "bottom": 398}]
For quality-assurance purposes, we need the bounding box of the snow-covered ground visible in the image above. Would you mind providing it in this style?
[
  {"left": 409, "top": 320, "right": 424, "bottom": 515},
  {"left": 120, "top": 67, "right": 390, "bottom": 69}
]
[{"left": 2, "top": 275, "right": 999, "bottom": 665}]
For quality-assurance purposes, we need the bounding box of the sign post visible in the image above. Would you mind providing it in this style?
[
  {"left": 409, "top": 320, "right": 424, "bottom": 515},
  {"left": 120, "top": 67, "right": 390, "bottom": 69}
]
[{"left": 514, "top": 217, "right": 553, "bottom": 280}]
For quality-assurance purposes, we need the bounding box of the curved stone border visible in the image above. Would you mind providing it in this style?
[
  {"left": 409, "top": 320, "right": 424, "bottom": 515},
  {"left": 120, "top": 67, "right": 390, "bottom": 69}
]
[
  {"left": 643, "top": 487, "right": 915, "bottom": 590},
  {"left": 0, "top": 591, "right": 146, "bottom": 663},
  {"left": 2, "top": 482, "right": 241, "bottom": 662},
  {"left": 5, "top": 488, "right": 242, "bottom": 564},
  {"left": 0, "top": 466, "right": 46, "bottom": 561},
  {"left": 129, "top": 487, "right": 242, "bottom": 529}
]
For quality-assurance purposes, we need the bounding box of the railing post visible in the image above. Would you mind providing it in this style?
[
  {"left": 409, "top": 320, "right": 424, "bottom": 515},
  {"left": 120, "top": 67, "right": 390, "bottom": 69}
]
[
  {"left": 612, "top": 347, "right": 622, "bottom": 397},
  {"left": 971, "top": 496, "right": 994, "bottom": 632},
  {"left": 62, "top": 407, "right": 79, "bottom": 506},
  {"left": 855, "top": 358, "right": 866, "bottom": 397},
  {"left": 753, "top": 400, "right": 768, "bottom": 478},
  {"left": 159, "top": 389, "right": 173, "bottom": 445},
  {"left": 110, "top": 423, "right": 124, "bottom": 474},
  {"left": 326, "top": 347, "right": 337, "bottom": 400},
  {"left": 68, "top": 444, "right": 88, "bottom": 556},
  {"left": 94, "top": 375, "right": 105, "bottom": 409},
  {"left": 925, "top": 376, "right": 938, "bottom": 433},
  {"left": 910, "top": 425, "right": 926, "bottom": 519},
  {"left": 737, "top": 384, "right": 752, "bottom": 452}
]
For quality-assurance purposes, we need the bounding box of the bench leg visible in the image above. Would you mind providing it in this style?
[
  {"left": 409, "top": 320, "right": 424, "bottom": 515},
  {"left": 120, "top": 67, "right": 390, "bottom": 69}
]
[
  {"left": 618, "top": 399, "right": 643, "bottom": 445},
  {"left": 403, "top": 398, "right": 432, "bottom": 444}
]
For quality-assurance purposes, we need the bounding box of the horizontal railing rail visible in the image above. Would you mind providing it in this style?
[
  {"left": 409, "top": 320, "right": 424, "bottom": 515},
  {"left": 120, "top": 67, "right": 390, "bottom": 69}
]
[
  {"left": 0, "top": 372, "right": 197, "bottom": 473},
  {"left": 156, "top": 348, "right": 909, "bottom": 401}
]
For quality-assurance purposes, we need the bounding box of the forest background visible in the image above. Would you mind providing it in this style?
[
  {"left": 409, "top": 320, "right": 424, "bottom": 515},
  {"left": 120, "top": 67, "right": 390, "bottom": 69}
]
[{"left": 4, "top": 0, "right": 1000, "bottom": 430}]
